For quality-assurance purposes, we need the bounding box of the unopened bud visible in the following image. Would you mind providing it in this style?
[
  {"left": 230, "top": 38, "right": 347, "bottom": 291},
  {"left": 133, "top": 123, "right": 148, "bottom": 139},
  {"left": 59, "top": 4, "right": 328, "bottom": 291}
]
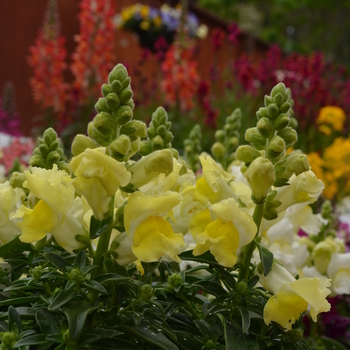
[
  {"left": 277, "top": 127, "right": 297, "bottom": 147},
  {"left": 236, "top": 145, "right": 261, "bottom": 164},
  {"left": 211, "top": 142, "right": 226, "bottom": 159},
  {"left": 267, "top": 136, "right": 286, "bottom": 159},
  {"left": 257, "top": 117, "right": 274, "bottom": 138},
  {"left": 71, "top": 134, "right": 98, "bottom": 156},
  {"left": 245, "top": 128, "right": 266, "bottom": 151}
]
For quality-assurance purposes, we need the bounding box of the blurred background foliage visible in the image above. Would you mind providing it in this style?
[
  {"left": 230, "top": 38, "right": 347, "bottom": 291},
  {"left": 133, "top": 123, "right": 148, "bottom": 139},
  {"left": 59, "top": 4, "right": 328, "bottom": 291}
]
[{"left": 198, "top": 0, "right": 350, "bottom": 65}]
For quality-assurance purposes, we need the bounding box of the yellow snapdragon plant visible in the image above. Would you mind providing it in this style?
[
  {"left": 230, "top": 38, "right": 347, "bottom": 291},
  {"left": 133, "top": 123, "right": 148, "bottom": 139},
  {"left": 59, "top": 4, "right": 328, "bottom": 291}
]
[{"left": 0, "top": 65, "right": 337, "bottom": 349}]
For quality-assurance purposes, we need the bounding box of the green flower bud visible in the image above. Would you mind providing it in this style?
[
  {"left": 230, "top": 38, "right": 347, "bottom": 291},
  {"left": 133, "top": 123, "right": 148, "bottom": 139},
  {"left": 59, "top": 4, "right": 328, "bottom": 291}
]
[
  {"left": 244, "top": 157, "right": 276, "bottom": 202},
  {"left": 1, "top": 331, "right": 16, "bottom": 347},
  {"left": 267, "top": 136, "right": 286, "bottom": 159},
  {"left": 127, "top": 99, "right": 135, "bottom": 110},
  {"left": 113, "top": 105, "right": 133, "bottom": 125},
  {"left": 110, "top": 135, "right": 131, "bottom": 158},
  {"left": 71, "top": 134, "right": 98, "bottom": 156},
  {"left": 215, "top": 129, "right": 226, "bottom": 143},
  {"left": 256, "top": 107, "right": 269, "bottom": 120},
  {"left": 227, "top": 136, "right": 239, "bottom": 152},
  {"left": 106, "top": 93, "right": 120, "bottom": 110},
  {"left": 95, "top": 97, "right": 110, "bottom": 113},
  {"left": 31, "top": 265, "right": 43, "bottom": 279},
  {"left": 9, "top": 171, "right": 26, "bottom": 189},
  {"left": 279, "top": 101, "right": 291, "bottom": 114},
  {"left": 67, "top": 268, "right": 85, "bottom": 283},
  {"left": 122, "top": 77, "right": 131, "bottom": 89},
  {"left": 288, "top": 329, "right": 303, "bottom": 342},
  {"left": 168, "top": 273, "right": 183, "bottom": 292},
  {"left": 273, "top": 113, "right": 290, "bottom": 131},
  {"left": 151, "top": 135, "right": 164, "bottom": 150},
  {"left": 257, "top": 117, "right": 274, "bottom": 139},
  {"left": 139, "top": 141, "right": 153, "bottom": 156},
  {"left": 235, "top": 281, "right": 248, "bottom": 294},
  {"left": 43, "top": 127, "right": 57, "bottom": 145},
  {"left": 93, "top": 112, "right": 115, "bottom": 135},
  {"left": 110, "top": 80, "right": 123, "bottom": 94},
  {"left": 264, "top": 95, "right": 274, "bottom": 106},
  {"left": 147, "top": 126, "right": 156, "bottom": 139},
  {"left": 289, "top": 117, "right": 298, "bottom": 129},
  {"left": 39, "top": 143, "right": 50, "bottom": 156},
  {"left": 245, "top": 128, "right": 266, "bottom": 151},
  {"left": 156, "top": 125, "right": 167, "bottom": 136},
  {"left": 277, "top": 127, "right": 298, "bottom": 148},
  {"left": 87, "top": 122, "right": 111, "bottom": 146},
  {"left": 236, "top": 145, "right": 261, "bottom": 164},
  {"left": 108, "top": 64, "right": 128, "bottom": 85},
  {"left": 211, "top": 142, "right": 226, "bottom": 160},
  {"left": 46, "top": 151, "right": 60, "bottom": 164},
  {"left": 163, "top": 131, "right": 174, "bottom": 145},
  {"left": 273, "top": 92, "right": 284, "bottom": 105},
  {"left": 274, "top": 153, "right": 309, "bottom": 186},
  {"left": 140, "top": 284, "right": 153, "bottom": 301},
  {"left": 101, "top": 83, "right": 112, "bottom": 97},
  {"left": 119, "top": 88, "right": 133, "bottom": 105},
  {"left": 271, "top": 82, "right": 287, "bottom": 98},
  {"left": 120, "top": 120, "right": 147, "bottom": 138},
  {"left": 267, "top": 103, "right": 279, "bottom": 119}
]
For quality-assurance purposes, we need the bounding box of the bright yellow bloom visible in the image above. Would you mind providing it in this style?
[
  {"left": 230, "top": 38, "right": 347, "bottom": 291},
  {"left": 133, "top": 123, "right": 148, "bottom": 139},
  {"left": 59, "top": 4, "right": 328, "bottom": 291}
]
[
  {"left": 140, "top": 5, "right": 150, "bottom": 18},
  {"left": 190, "top": 198, "right": 256, "bottom": 267},
  {"left": 316, "top": 106, "right": 346, "bottom": 132},
  {"left": 318, "top": 125, "right": 332, "bottom": 135},
  {"left": 274, "top": 170, "right": 324, "bottom": 213},
  {"left": 128, "top": 149, "right": 174, "bottom": 189},
  {"left": 124, "top": 191, "right": 185, "bottom": 263},
  {"left": 12, "top": 165, "right": 89, "bottom": 253},
  {"left": 13, "top": 200, "right": 57, "bottom": 242},
  {"left": 0, "top": 182, "right": 23, "bottom": 244},
  {"left": 257, "top": 262, "right": 331, "bottom": 331},
  {"left": 140, "top": 21, "right": 150, "bottom": 31},
  {"left": 70, "top": 147, "right": 131, "bottom": 221}
]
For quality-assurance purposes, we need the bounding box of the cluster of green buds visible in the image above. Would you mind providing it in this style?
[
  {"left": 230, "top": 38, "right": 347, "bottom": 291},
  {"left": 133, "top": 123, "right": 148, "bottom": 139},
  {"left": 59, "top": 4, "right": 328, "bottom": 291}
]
[
  {"left": 138, "top": 107, "right": 178, "bottom": 158},
  {"left": 236, "top": 83, "right": 309, "bottom": 205},
  {"left": 29, "top": 127, "right": 70, "bottom": 173},
  {"left": 211, "top": 108, "right": 241, "bottom": 170},
  {"left": 72, "top": 64, "right": 146, "bottom": 162},
  {"left": 183, "top": 124, "right": 202, "bottom": 173}
]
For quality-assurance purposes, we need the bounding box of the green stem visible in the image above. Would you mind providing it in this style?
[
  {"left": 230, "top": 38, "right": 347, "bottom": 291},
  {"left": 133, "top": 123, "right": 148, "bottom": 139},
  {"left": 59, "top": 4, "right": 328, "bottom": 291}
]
[
  {"left": 238, "top": 202, "right": 265, "bottom": 282},
  {"left": 91, "top": 224, "right": 113, "bottom": 280}
]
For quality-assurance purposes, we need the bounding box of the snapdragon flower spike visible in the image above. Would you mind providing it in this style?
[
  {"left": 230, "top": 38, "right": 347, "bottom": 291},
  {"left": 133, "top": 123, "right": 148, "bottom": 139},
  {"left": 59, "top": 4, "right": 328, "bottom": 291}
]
[
  {"left": 183, "top": 124, "right": 202, "bottom": 173},
  {"left": 29, "top": 127, "right": 69, "bottom": 173},
  {"left": 84, "top": 64, "right": 146, "bottom": 162},
  {"left": 211, "top": 108, "right": 241, "bottom": 170},
  {"left": 236, "top": 83, "right": 309, "bottom": 203},
  {"left": 138, "top": 106, "right": 178, "bottom": 158}
]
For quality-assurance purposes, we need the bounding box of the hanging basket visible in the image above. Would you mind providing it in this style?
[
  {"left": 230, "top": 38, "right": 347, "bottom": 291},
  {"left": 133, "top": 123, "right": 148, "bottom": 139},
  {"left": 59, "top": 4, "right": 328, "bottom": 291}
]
[{"left": 135, "top": 28, "right": 175, "bottom": 53}]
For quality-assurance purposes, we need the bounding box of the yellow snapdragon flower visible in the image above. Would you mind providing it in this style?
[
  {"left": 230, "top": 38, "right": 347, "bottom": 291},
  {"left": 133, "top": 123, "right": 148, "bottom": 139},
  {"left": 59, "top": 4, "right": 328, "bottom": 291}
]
[
  {"left": 11, "top": 165, "right": 89, "bottom": 253},
  {"left": 70, "top": 147, "right": 131, "bottom": 221},
  {"left": 124, "top": 191, "right": 185, "bottom": 263},
  {"left": 0, "top": 182, "right": 23, "bottom": 244},
  {"left": 257, "top": 262, "right": 331, "bottom": 331},
  {"left": 190, "top": 198, "right": 256, "bottom": 267}
]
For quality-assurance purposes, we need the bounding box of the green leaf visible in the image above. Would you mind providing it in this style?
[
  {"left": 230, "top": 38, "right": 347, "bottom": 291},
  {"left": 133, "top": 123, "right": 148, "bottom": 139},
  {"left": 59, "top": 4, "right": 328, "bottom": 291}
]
[
  {"left": 45, "top": 333, "right": 64, "bottom": 343},
  {"left": 82, "top": 280, "right": 107, "bottom": 294},
  {"left": 0, "top": 296, "right": 40, "bottom": 307},
  {"left": 118, "top": 323, "right": 179, "bottom": 350},
  {"left": 193, "top": 319, "right": 218, "bottom": 337},
  {"left": 90, "top": 215, "right": 113, "bottom": 239},
  {"left": 42, "top": 253, "right": 71, "bottom": 272},
  {"left": 178, "top": 250, "right": 220, "bottom": 266},
  {"left": 94, "top": 273, "right": 130, "bottom": 284},
  {"left": 92, "top": 338, "right": 139, "bottom": 349},
  {"left": 256, "top": 242, "right": 274, "bottom": 276},
  {"left": 63, "top": 300, "right": 99, "bottom": 340},
  {"left": 36, "top": 307, "right": 61, "bottom": 334},
  {"left": 0, "top": 236, "right": 31, "bottom": 258},
  {"left": 74, "top": 250, "right": 87, "bottom": 269},
  {"left": 192, "top": 279, "right": 227, "bottom": 296},
  {"left": 217, "top": 313, "right": 258, "bottom": 350},
  {"left": 13, "top": 334, "right": 47, "bottom": 348},
  {"left": 9, "top": 305, "right": 22, "bottom": 333},
  {"left": 238, "top": 307, "right": 250, "bottom": 333},
  {"left": 48, "top": 290, "right": 79, "bottom": 311}
]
